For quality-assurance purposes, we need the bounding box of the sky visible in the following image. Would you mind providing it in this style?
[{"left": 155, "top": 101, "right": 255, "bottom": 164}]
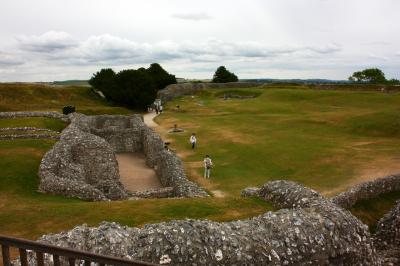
[{"left": 0, "top": 0, "right": 399, "bottom": 82}]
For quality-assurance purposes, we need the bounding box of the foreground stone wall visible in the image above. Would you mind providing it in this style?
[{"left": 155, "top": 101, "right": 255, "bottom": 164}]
[
  {"left": 39, "top": 112, "right": 207, "bottom": 200},
  {"left": 29, "top": 180, "right": 380, "bottom": 265},
  {"left": 158, "top": 82, "right": 261, "bottom": 102},
  {"left": 331, "top": 174, "right": 400, "bottom": 209}
]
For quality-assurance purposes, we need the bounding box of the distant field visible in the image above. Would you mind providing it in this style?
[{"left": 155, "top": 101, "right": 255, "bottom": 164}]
[{"left": 0, "top": 84, "right": 399, "bottom": 240}]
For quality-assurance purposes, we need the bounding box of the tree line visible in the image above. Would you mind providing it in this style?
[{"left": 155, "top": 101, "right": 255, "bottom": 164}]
[
  {"left": 89, "top": 65, "right": 238, "bottom": 110},
  {"left": 349, "top": 68, "right": 399, "bottom": 85}
]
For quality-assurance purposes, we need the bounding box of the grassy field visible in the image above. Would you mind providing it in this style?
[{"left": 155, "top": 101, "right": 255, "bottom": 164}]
[{"left": 0, "top": 83, "right": 399, "bottom": 241}]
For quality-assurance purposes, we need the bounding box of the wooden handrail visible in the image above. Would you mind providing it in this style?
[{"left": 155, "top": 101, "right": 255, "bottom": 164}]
[{"left": 0, "top": 235, "right": 158, "bottom": 266}]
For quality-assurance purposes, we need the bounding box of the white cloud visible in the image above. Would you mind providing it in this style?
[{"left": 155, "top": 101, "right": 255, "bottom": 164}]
[
  {"left": 368, "top": 53, "right": 388, "bottom": 61},
  {"left": 16, "top": 31, "right": 77, "bottom": 53},
  {"left": 171, "top": 12, "right": 212, "bottom": 21},
  {"left": 11, "top": 32, "right": 343, "bottom": 67}
]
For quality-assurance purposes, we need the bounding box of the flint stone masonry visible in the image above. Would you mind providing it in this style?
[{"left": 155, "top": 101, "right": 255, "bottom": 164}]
[
  {"left": 158, "top": 82, "right": 261, "bottom": 102},
  {"left": 331, "top": 174, "right": 400, "bottom": 209},
  {"left": 28, "top": 181, "right": 379, "bottom": 265},
  {"left": 375, "top": 200, "right": 400, "bottom": 249},
  {"left": 0, "top": 111, "right": 69, "bottom": 122},
  {"left": 0, "top": 134, "right": 60, "bottom": 140},
  {"left": 39, "top": 112, "right": 207, "bottom": 200}
]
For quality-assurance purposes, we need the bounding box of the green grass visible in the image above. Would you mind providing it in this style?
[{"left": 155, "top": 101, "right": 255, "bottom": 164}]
[
  {"left": 0, "top": 83, "right": 132, "bottom": 115},
  {"left": 0, "top": 118, "right": 67, "bottom": 132},
  {"left": 1, "top": 84, "right": 400, "bottom": 240}
]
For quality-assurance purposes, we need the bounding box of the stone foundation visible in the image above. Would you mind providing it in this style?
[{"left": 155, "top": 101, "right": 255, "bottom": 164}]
[{"left": 38, "top": 113, "right": 207, "bottom": 201}]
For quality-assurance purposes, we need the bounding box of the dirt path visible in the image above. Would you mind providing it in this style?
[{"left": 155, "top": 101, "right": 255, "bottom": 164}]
[
  {"left": 143, "top": 112, "right": 158, "bottom": 128},
  {"left": 116, "top": 153, "right": 162, "bottom": 192}
]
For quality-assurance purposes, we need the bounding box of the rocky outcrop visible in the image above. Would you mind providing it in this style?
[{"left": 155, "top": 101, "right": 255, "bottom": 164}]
[
  {"left": 158, "top": 82, "right": 261, "bottom": 102},
  {"left": 331, "top": 174, "right": 400, "bottom": 209},
  {"left": 30, "top": 180, "right": 379, "bottom": 265}
]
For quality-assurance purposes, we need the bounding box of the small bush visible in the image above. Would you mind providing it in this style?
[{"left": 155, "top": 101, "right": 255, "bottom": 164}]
[{"left": 62, "top": 105, "right": 76, "bottom": 115}]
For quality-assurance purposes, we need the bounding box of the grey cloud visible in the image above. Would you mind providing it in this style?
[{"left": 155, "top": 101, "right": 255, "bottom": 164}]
[
  {"left": 306, "top": 43, "right": 341, "bottom": 54},
  {"left": 16, "top": 31, "right": 78, "bottom": 53},
  {"left": 396, "top": 51, "right": 400, "bottom": 56},
  {"left": 171, "top": 12, "right": 212, "bottom": 21},
  {"left": 0, "top": 52, "right": 24, "bottom": 67}
]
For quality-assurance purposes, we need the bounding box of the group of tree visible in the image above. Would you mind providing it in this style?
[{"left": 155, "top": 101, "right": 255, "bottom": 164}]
[
  {"left": 348, "top": 68, "right": 399, "bottom": 84},
  {"left": 212, "top": 66, "right": 239, "bottom": 83},
  {"left": 89, "top": 63, "right": 177, "bottom": 110}
]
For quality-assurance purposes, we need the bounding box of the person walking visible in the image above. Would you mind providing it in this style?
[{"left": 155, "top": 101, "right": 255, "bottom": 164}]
[
  {"left": 190, "top": 133, "right": 197, "bottom": 149},
  {"left": 204, "top": 155, "right": 213, "bottom": 178}
]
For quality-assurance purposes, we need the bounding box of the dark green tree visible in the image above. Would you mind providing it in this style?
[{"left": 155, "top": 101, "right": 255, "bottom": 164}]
[
  {"left": 212, "top": 66, "right": 238, "bottom": 83},
  {"left": 88, "top": 68, "right": 117, "bottom": 100},
  {"left": 146, "top": 63, "right": 177, "bottom": 90},
  {"left": 348, "top": 68, "right": 386, "bottom": 83},
  {"left": 112, "top": 69, "right": 156, "bottom": 110}
]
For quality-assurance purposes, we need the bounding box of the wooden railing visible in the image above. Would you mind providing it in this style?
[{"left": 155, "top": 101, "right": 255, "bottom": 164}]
[{"left": 0, "top": 235, "right": 158, "bottom": 266}]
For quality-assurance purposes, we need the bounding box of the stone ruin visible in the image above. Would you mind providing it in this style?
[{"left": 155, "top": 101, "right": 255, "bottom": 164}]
[
  {"left": 39, "top": 112, "right": 208, "bottom": 201},
  {"left": 19, "top": 179, "right": 400, "bottom": 265},
  {"left": 158, "top": 82, "right": 261, "bottom": 103}
]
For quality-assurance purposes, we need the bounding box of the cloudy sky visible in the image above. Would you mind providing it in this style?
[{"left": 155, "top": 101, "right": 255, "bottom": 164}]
[{"left": 0, "top": 0, "right": 399, "bottom": 81}]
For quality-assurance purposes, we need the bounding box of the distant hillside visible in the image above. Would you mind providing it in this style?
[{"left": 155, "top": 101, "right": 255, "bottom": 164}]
[{"left": 52, "top": 80, "right": 89, "bottom": 86}]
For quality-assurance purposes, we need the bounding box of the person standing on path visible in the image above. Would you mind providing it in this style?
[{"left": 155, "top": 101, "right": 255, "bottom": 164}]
[
  {"left": 190, "top": 133, "right": 197, "bottom": 149},
  {"left": 204, "top": 155, "right": 213, "bottom": 178}
]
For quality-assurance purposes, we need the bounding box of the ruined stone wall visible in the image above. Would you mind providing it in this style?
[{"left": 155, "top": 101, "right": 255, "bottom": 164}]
[
  {"left": 38, "top": 112, "right": 207, "bottom": 200},
  {"left": 28, "top": 180, "right": 381, "bottom": 265},
  {"left": 89, "top": 115, "right": 143, "bottom": 152},
  {"left": 158, "top": 82, "right": 261, "bottom": 102},
  {"left": 0, "top": 111, "right": 69, "bottom": 121},
  {"left": 39, "top": 114, "right": 129, "bottom": 201},
  {"left": 331, "top": 174, "right": 400, "bottom": 209}
]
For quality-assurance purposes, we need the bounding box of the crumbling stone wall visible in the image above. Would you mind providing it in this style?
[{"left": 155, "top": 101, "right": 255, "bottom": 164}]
[
  {"left": 89, "top": 115, "right": 143, "bottom": 152},
  {"left": 30, "top": 180, "right": 379, "bottom": 265},
  {"left": 158, "top": 82, "right": 261, "bottom": 102},
  {"left": 331, "top": 174, "right": 400, "bottom": 209},
  {"left": 39, "top": 117, "right": 129, "bottom": 201},
  {"left": 0, "top": 111, "right": 69, "bottom": 121},
  {"left": 39, "top": 112, "right": 207, "bottom": 200}
]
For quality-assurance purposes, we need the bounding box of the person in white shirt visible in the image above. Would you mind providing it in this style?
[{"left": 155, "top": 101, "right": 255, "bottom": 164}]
[
  {"left": 203, "top": 155, "right": 213, "bottom": 178},
  {"left": 190, "top": 133, "right": 197, "bottom": 149}
]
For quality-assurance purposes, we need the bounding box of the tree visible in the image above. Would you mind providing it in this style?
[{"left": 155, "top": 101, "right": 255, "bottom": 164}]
[
  {"left": 146, "top": 63, "right": 177, "bottom": 90},
  {"left": 88, "top": 68, "right": 117, "bottom": 100},
  {"left": 212, "top": 66, "right": 238, "bottom": 83},
  {"left": 348, "top": 68, "right": 386, "bottom": 83},
  {"left": 114, "top": 69, "right": 156, "bottom": 110}
]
